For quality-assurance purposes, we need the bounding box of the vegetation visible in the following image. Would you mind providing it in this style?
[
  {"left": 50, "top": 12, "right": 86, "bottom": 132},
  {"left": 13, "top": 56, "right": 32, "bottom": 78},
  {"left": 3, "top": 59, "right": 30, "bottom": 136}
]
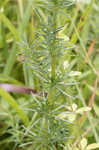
[{"left": 0, "top": 0, "right": 99, "bottom": 149}]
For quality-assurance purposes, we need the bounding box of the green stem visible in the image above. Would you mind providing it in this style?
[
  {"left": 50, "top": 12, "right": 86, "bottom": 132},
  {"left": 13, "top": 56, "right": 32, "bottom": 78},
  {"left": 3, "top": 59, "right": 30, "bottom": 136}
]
[
  {"left": 23, "top": 63, "right": 29, "bottom": 87},
  {"left": 48, "top": 55, "right": 56, "bottom": 102},
  {"left": 0, "top": 87, "right": 29, "bottom": 126},
  {"left": 48, "top": 13, "right": 57, "bottom": 103},
  {"left": 51, "top": 54, "right": 56, "bottom": 81}
]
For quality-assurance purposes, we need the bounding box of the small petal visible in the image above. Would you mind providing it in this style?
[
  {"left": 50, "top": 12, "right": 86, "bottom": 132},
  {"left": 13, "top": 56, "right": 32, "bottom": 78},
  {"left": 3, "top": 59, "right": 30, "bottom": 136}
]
[
  {"left": 72, "top": 103, "right": 78, "bottom": 111},
  {"left": 63, "top": 61, "right": 69, "bottom": 69},
  {"left": 58, "top": 112, "right": 76, "bottom": 122},
  {"left": 76, "top": 107, "right": 91, "bottom": 114},
  {"left": 69, "top": 71, "right": 81, "bottom": 76},
  {"left": 67, "top": 114, "right": 76, "bottom": 122},
  {"left": 80, "top": 138, "right": 87, "bottom": 149},
  {"left": 86, "top": 143, "right": 99, "bottom": 150}
]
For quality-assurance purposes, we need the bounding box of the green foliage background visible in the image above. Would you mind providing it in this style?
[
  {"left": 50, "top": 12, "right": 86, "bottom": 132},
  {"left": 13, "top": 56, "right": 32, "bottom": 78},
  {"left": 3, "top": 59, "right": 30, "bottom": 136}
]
[{"left": 0, "top": 0, "right": 99, "bottom": 150}]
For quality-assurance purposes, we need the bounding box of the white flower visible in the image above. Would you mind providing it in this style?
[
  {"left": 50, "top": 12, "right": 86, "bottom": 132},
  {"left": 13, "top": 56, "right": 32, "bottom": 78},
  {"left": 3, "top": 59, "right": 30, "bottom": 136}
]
[
  {"left": 72, "top": 103, "right": 78, "bottom": 111},
  {"left": 63, "top": 61, "right": 69, "bottom": 69},
  {"left": 58, "top": 103, "right": 91, "bottom": 122},
  {"left": 0, "top": 7, "right": 4, "bottom": 12},
  {"left": 76, "top": 107, "right": 91, "bottom": 114},
  {"left": 69, "top": 71, "right": 81, "bottom": 76},
  {"left": 80, "top": 138, "right": 99, "bottom": 150},
  {"left": 80, "top": 138, "right": 87, "bottom": 149}
]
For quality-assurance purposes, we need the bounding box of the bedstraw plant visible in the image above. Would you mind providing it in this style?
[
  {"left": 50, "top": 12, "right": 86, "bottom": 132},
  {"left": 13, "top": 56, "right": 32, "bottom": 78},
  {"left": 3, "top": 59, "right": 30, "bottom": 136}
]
[{"left": 17, "top": 1, "right": 78, "bottom": 149}]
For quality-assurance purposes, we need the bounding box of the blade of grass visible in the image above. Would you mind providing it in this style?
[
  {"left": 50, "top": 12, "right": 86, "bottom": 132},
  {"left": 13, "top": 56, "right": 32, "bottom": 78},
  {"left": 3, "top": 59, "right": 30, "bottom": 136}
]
[
  {"left": 86, "top": 83, "right": 99, "bottom": 97},
  {"left": 79, "top": 78, "right": 98, "bottom": 127},
  {"left": 3, "top": 43, "right": 17, "bottom": 75},
  {"left": 88, "top": 78, "right": 98, "bottom": 107},
  {"left": 0, "top": 74, "right": 23, "bottom": 85},
  {"left": 70, "top": 0, "right": 95, "bottom": 44},
  {"left": 76, "top": 85, "right": 99, "bottom": 143},
  {"left": 19, "top": 0, "right": 33, "bottom": 36},
  {"left": 0, "top": 87, "right": 29, "bottom": 126},
  {"left": 0, "top": 0, "right": 9, "bottom": 8},
  {"left": 72, "top": 22, "right": 97, "bottom": 76},
  {"left": 1, "top": 22, "right": 8, "bottom": 58},
  {"left": 68, "top": 4, "right": 80, "bottom": 36},
  {"left": 0, "top": 11, "right": 20, "bottom": 41},
  {"left": 67, "top": 0, "right": 97, "bottom": 77},
  {"left": 84, "top": 40, "right": 96, "bottom": 63},
  {"left": 18, "top": 0, "right": 35, "bottom": 87},
  {"left": 17, "top": 0, "right": 23, "bottom": 19},
  {"left": 93, "top": 104, "right": 99, "bottom": 117},
  {"left": 3, "top": 0, "right": 33, "bottom": 77},
  {"left": 0, "top": 10, "right": 20, "bottom": 76}
]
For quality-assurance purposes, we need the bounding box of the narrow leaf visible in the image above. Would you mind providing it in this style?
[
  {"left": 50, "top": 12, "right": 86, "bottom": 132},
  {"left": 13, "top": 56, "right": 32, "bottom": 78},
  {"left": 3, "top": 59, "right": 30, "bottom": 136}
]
[{"left": 0, "top": 87, "right": 29, "bottom": 126}]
